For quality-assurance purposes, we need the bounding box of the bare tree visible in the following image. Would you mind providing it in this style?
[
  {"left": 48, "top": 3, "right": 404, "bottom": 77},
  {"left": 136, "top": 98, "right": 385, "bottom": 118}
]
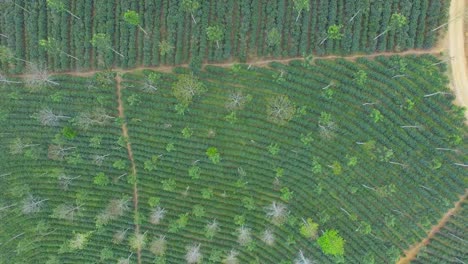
[
  {"left": 222, "top": 250, "right": 239, "bottom": 264},
  {"left": 97, "top": 198, "right": 130, "bottom": 226},
  {"left": 24, "top": 64, "right": 59, "bottom": 89},
  {"left": 9, "top": 138, "right": 38, "bottom": 155},
  {"left": 0, "top": 74, "right": 21, "bottom": 84},
  {"left": 261, "top": 229, "right": 275, "bottom": 246},
  {"left": 22, "top": 194, "right": 47, "bottom": 214},
  {"left": 58, "top": 174, "right": 80, "bottom": 191},
  {"left": 205, "top": 219, "right": 220, "bottom": 239},
  {"left": 149, "top": 206, "right": 166, "bottom": 225},
  {"left": 92, "top": 154, "right": 110, "bottom": 166},
  {"left": 226, "top": 91, "right": 251, "bottom": 111},
  {"left": 236, "top": 226, "right": 251, "bottom": 246},
  {"left": 51, "top": 203, "right": 82, "bottom": 221},
  {"left": 33, "top": 108, "right": 69, "bottom": 126},
  {"left": 117, "top": 253, "right": 133, "bottom": 264},
  {"left": 48, "top": 145, "right": 76, "bottom": 160},
  {"left": 149, "top": 235, "right": 166, "bottom": 256},
  {"left": 295, "top": 250, "right": 314, "bottom": 264},
  {"left": 186, "top": 244, "right": 202, "bottom": 263},
  {"left": 75, "top": 108, "right": 114, "bottom": 130},
  {"left": 112, "top": 228, "right": 130, "bottom": 244},
  {"left": 267, "top": 95, "right": 296, "bottom": 125},
  {"left": 265, "top": 201, "right": 288, "bottom": 225}
]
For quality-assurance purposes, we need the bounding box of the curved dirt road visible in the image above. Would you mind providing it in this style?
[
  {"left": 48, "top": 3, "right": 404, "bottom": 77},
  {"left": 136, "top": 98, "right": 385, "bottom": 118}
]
[{"left": 448, "top": 0, "right": 468, "bottom": 122}]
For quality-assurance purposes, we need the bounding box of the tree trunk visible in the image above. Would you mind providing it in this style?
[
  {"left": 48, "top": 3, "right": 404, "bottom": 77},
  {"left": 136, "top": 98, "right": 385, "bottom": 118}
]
[
  {"left": 65, "top": 9, "right": 81, "bottom": 20},
  {"left": 191, "top": 13, "right": 197, "bottom": 24},
  {"left": 110, "top": 47, "right": 125, "bottom": 58},
  {"left": 374, "top": 29, "right": 389, "bottom": 40},
  {"left": 139, "top": 25, "right": 148, "bottom": 36}
]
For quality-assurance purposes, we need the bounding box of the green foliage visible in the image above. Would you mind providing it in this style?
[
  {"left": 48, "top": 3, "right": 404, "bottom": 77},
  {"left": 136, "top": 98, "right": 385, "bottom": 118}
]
[
  {"left": 188, "top": 166, "right": 201, "bottom": 180},
  {"left": 172, "top": 74, "right": 205, "bottom": 106},
  {"left": 280, "top": 187, "right": 293, "bottom": 202},
  {"left": 268, "top": 143, "right": 280, "bottom": 155},
  {"left": 206, "top": 25, "right": 224, "bottom": 48},
  {"left": 182, "top": 126, "right": 193, "bottom": 138},
  {"left": 354, "top": 70, "right": 368, "bottom": 86},
  {"left": 206, "top": 147, "right": 220, "bottom": 164},
  {"left": 123, "top": 10, "right": 141, "bottom": 26},
  {"left": 113, "top": 159, "right": 126, "bottom": 170},
  {"left": 201, "top": 188, "right": 213, "bottom": 199},
  {"left": 331, "top": 161, "right": 343, "bottom": 175},
  {"left": 192, "top": 204, "right": 205, "bottom": 218},
  {"left": 162, "top": 178, "right": 176, "bottom": 191},
  {"left": 317, "top": 230, "right": 345, "bottom": 256},
  {"left": 159, "top": 40, "right": 174, "bottom": 56},
  {"left": 299, "top": 218, "right": 319, "bottom": 239},
  {"left": 148, "top": 197, "right": 161, "bottom": 208},
  {"left": 327, "top": 24, "right": 344, "bottom": 40},
  {"left": 266, "top": 28, "right": 281, "bottom": 47},
  {"left": 93, "top": 172, "right": 109, "bottom": 186},
  {"left": 370, "top": 109, "right": 383, "bottom": 123}
]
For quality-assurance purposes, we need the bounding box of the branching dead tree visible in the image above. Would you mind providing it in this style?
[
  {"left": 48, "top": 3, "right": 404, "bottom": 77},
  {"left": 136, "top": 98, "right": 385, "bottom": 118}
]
[
  {"left": 267, "top": 95, "right": 296, "bottom": 125},
  {"left": 58, "top": 174, "right": 81, "bottom": 191},
  {"left": 112, "top": 228, "right": 130, "bottom": 244},
  {"left": 236, "top": 226, "right": 251, "bottom": 246},
  {"left": 186, "top": 244, "right": 202, "bottom": 264},
  {"left": 97, "top": 198, "right": 130, "bottom": 226},
  {"left": 226, "top": 91, "right": 251, "bottom": 111},
  {"left": 24, "top": 64, "right": 59, "bottom": 89},
  {"left": 75, "top": 108, "right": 114, "bottom": 130},
  {"left": 265, "top": 201, "right": 288, "bottom": 225},
  {"left": 261, "top": 229, "right": 275, "bottom": 246},
  {"left": 295, "top": 250, "right": 314, "bottom": 264},
  {"left": 52, "top": 203, "right": 82, "bottom": 221},
  {"left": 48, "top": 145, "right": 76, "bottom": 160},
  {"left": 9, "top": 138, "right": 38, "bottom": 155},
  {"left": 149, "top": 235, "right": 166, "bottom": 256},
  {"left": 92, "top": 154, "right": 110, "bottom": 166},
  {"left": 33, "top": 108, "right": 70, "bottom": 126},
  {"left": 149, "top": 206, "right": 166, "bottom": 225},
  {"left": 223, "top": 250, "right": 239, "bottom": 264},
  {"left": 22, "top": 194, "right": 48, "bottom": 214}
]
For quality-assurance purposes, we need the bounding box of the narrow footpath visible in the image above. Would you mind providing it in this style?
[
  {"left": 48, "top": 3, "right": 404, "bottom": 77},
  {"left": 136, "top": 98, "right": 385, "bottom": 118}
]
[
  {"left": 396, "top": 190, "right": 467, "bottom": 264},
  {"left": 115, "top": 74, "right": 141, "bottom": 264}
]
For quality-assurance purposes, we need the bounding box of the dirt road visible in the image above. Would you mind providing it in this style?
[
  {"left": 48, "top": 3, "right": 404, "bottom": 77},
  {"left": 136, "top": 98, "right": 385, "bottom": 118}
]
[{"left": 448, "top": 0, "right": 468, "bottom": 122}]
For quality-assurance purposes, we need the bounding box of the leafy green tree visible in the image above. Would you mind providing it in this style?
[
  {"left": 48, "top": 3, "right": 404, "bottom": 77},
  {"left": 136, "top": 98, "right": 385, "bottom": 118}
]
[
  {"left": 93, "top": 172, "right": 109, "bottom": 186},
  {"left": 320, "top": 24, "right": 344, "bottom": 45},
  {"left": 206, "top": 25, "right": 224, "bottom": 48},
  {"left": 129, "top": 232, "right": 147, "bottom": 252},
  {"left": 293, "top": 0, "right": 310, "bottom": 22},
  {"left": 354, "top": 70, "right": 368, "bottom": 86},
  {"left": 158, "top": 40, "right": 174, "bottom": 56},
  {"left": 266, "top": 28, "right": 281, "bottom": 47},
  {"left": 91, "top": 33, "right": 124, "bottom": 58},
  {"left": 374, "top": 13, "right": 408, "bottom": 40},
  {"left": 300, "top": 218, "right": 319, "bottom": 239},
  {"left": 206, "top": 147, "right": 220, "bottom": 164},
  {"left": 172, "top": 73, "right": 205, "bottom": 106},
  {"left": 123, "top": 10, "right": 147, "bottom": 35},
  {"left": 267, "top": 95, "right": 296, "bottom": 125},
  {"left": 39, "top": 38, "right": 79, "bottom": 61},
  {"left": 370, "top": 109, "right": 383, "bottom": 123},
  {"left": 181, "top": 0, "right": 200, "bottom": 24},
  {"left": 46, "top": 0, "right": 80, "bottom": 19},
  {"left": 317, "top": 229, "right": 345, "bottom": 256}
]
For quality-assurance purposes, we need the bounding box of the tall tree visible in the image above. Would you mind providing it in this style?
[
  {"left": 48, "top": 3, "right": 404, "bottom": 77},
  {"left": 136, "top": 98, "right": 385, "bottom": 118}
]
[
  {"left": 172, "top": 73, "right": 205, "bottom": 106},
  {"left": 374, "top": 13, "right": 408, "bottom": 40},
  {"left": 91, "top": 33, "right": 124, "bottom": 58},
  {"left": 46, "top": 0, "right": 80, "bottom": 20},
  {"left": 123, "top": 10, "right": 148, "bottom": 35},
  {"left": 320, "top": 24, "right": 344, "bottom": 45},
  {"left": 181, "top": 0, "right": 200, "bottom": 24},
  {"left": 317, "top": 229, "right": 345, "bottom": 256},
  {"left": 206, "top": 25, "right": 224, "bottom": 49},
  {"left": 39, "top": 38, "right": 79, "bottom": 61},
  {"left": 293, "top": 0, "right": 310, "bottom": 22}
]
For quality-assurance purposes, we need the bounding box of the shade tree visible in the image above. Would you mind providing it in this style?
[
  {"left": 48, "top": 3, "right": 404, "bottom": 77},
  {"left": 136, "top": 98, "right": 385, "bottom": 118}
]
[
  {"left": 39, "top": 38, "right": 79, "bottom": 61},
  {"left": 266, "top": 95, "right": 296, "bottom": 125},
  {"left": 123, "top": 10, "right": 148, "bottom": 35},
  {"left": 374, "top": 13, "right": 408, "bottom": 40},
  {"left": 46, "top": 0, "right": 80, "bottom": 19},
  {"left": 293, "top": 0, "right": 311, "bottom": 22},
  {"left": 181, "top": 0, "right": 200, "bottom": 24},
  {"left": 91, "top": 33, "right": 124, "bottom": 58},
  {"left": 206, "top": 25, "right": 224, "bottom": 49}
]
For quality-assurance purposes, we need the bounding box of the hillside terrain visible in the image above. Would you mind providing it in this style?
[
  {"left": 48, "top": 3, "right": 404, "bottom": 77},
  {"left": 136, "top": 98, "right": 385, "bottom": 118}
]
[{"left": 0, "top": 1, "right": 466, "bottom": 264}]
